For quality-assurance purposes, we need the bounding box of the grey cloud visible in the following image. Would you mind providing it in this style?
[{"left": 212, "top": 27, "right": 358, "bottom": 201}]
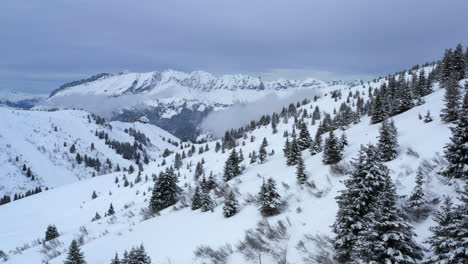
[{"left": 1, "top": 0, "right": 468, "bottom": 93}]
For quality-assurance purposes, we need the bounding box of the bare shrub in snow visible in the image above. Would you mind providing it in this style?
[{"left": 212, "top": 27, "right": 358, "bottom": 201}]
[
  {"left": 329, "top": 161, "right": 351, "bottom": 176},
  {"left": 40, "top": 239, "right": 64, "bottom": 263},
  {"left": 0, "top": 250, "right": 8, "bottom": 261},
  {"left": 243, "top": 193, "right": 257, "bottom": 205},
  {"left": 123, "top": 201, "right": 135, "bottom": 209},
  {"left": 296, "top": 234, "right": 335, "bottom": 264},
  {"left": 406, "top": 147, "right": 420, "bottom": 158},
  {"left": 194, "top": 244, "right": 233, "bottom": 264},
  {"left": 140, "top": 206, "right": 157, "bottom": 220},
  {"left": 237, "top": 218, "right": 291, "bottom": 264}
]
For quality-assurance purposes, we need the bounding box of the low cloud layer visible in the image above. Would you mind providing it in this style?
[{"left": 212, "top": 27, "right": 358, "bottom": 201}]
[
  {"left": 38, "top": 94, "right": 148, "bottom": 119},
  {"left": 200, "top": 88, "right": 322, "bottom": 137}
]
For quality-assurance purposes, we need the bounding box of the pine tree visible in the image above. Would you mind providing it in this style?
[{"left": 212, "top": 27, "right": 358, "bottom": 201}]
[
  {"left": 70, "top": 144, "right": 76, "bottom": 153},
  {"left": 110, "top": 253, "right": 120, "bottom": 264},
  {"left": 107, "top": 203, "right": 115, "bottom": 216},
  {"left": 64, "top": 240, "right": 86, "bottom": 264},
  {"left": 149, "top": 168, "right": 181, "bottom": 212},
  {"left": 355, "top": 176, "right": 423, "bottom": 263},
  {"left": 223, "top": 149, "right": 241, "bottom": 181},
  {"left": 258, "top": 137, "right": 268, "bottom": 163},
  {"left": 442, "top": 92, "right": 468, "bottom": 179},
  {"left": 258, "top": 178, "right": 281, "bottom": 216},
  {"left": 200, "top": 191, "right": 214, "bottom": 212},
  {"left": 297, "top": 122, "right": 312, "bottom": 151},
  {"left": 452, "top": 43, "right": 465, "bottom": 80},
  {"left": 377, "top": 119, "right": 399, "bottom": 161},
  {"left": 45, "top": 224, "right": 59, "bottom": 241},
  {"left": 250, "top": 150, "right": 257, "bottom": 164},
  {"left": 286, "top": 138, "right": 300, "bottom": 166},
  {"left": 194, "top": 162, "right": 204, "bottom": 180},
  {"left": 440, "top": 73, "right": 462, "bottom": 123},
  {"left": 191, "top": 185, "right": 202, "bottom": 210},
  {"left": 174, "top": 153, "right": 182, "bottom": 169},
  {"left": 310, "top": 130, "right": 323, "bottom": 155},
  {"left": 223, "top": 190, "right": 239, "bottom": 218},
  {"left": 332, "top": 144, "right": 389, "bottom": 263},
  {"left": 92, "top": 212, "right": 101, "bottom": 222},
  {"left": 340, "top": 132, "right": 348, "bottom": 150},
  {"left": 396, "top": 79, "right": 414, "bottom": 113},
  {"left": 121, "top": 244, "right": 151, "bottom": 264},
  {"left": 440, "top": 48, "right": 454, "bottom": 84},
  {"left": 283, "top": 137, "right": 291, "bottom": 161},
  {"left": 322, "top": 130, "right": 342, "bottom": 164},
  {"left": 425, "top": 195, "right": 467, "bottom": 264},
  {"left": 407, "top": 168, "right": 430, "bottom": 221},
  {"left": 296, "top": 152, "right": 307, "bottom": 184},
  {"left": 371, "top": 93, "right": 388, "bottom": 124}
]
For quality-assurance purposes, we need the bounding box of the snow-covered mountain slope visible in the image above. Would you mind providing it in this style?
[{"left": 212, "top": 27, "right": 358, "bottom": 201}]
[
  {"left": 37, "top": 70, "right": 332, "bottom": 139},
  {"left": 0, "top": 71, "right": 463, "bottom": 263},
  {"left": 0, "top": 107, "right": 179, "bottom": 197},
  {"left": 0, "top": 91, "right": 46, "bottom": 109}
]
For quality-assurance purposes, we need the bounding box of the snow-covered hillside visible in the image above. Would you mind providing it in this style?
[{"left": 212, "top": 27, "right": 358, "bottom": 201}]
[
  {"left": 0, "top": 67, "right": 464, "bottom": 263},
  {"left": 0, "top": 108, "right": 179, "bottom": 197}
]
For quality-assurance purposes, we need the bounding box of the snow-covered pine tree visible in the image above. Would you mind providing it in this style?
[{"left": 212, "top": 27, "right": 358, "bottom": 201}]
[
  {"left": 310, "top": 129, "right": 323, "bottom": 155},
  {"left": 425, "top": 194, "right": 467, "bottom": 264},
  {"left": 194, "top": 162, "right": 204, "bottom": 180},
  {"left": 452, "top": 43, "right": 465, "bottom": 80},
  {"left": 442, "top": 92, "right": 467, "bottom": 179},
  {"left": 440, "top": 72, "right": 462, "bottom": 123},
  {"left": 258, "top": 137, "right": 268, "bottom": 163},
  {"left": 107, "top": 203, "right": 115, "bottom": 216},
  {"left": 92, "top": 212, "right": 101, "bottom": 222},
  {"left": 223, "top": 190, "right": 239, "bottom": 218},
  {"left": 296, "top": 152, "right": 307, "bottom": 184},
  {"left": 407, "top": 168, "right": 430, "bottom": 221},
  {"left": 200, "top": 190, "right": 214, "bottom": 212},
  {"left": 355, "top": 176, "right": 423, "bottom": 263},
  {"left": 297, "top": 122, "right": 312, "bottom": 151},
  {"left": 397, "top": 78, "right": 415, "bottom": 113},
  {"left": 258, "top": 178, "right": 281, "bottom": 216},
  {"left": 223, "top": 149, "right": 241, "bottom": 181},
  {"left": 149, "top": 168, "right": 181, "bottom": 212},
  {"left": 64, "top": 240, "right": 86, "bottom": 264},
  {"left": 191, "top": 185, "right": 202, "bottom": 210},
  {"left": 250, "top": 150, "right": 257, "bottom": 164},
  {"left": 332, "top": 144, "right": 389, "bottom": 263},
  {"left": 322, "top": 130, "right": 342, "bottom": 164},
  {"left": 283, "top": 137, "right": 291, "bottom": 160},
  {"left": 377, "top": 119, "right": 399, "bottom": 161},
  {"left": 340, "top": 132, "right": 348, "bottom": 150},
  {"left": 121, "top": 244, "right": 151, "bottom": 264},
  {"left": 287, "top": 138, "right": 300, "bottom": 166},
  {"left": 45, "top": 224, "right": 59, "bottom": 241},
  {"left": 440, "top": 48, "right": 454, "bottom": 84},
  {"left": 174, "top": 153, "right": 182, "bottom": 170},
  {"left": 371, "top": 93, "right": 388, "bottom": 124}
]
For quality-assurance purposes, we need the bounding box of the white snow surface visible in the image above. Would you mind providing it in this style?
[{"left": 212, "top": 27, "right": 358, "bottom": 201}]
[
  {"left": 0, "top": 108, "right": 179, "bottom": 197},
  {"left": 0, "top": 74, "right": 464, "bottom": 264}
]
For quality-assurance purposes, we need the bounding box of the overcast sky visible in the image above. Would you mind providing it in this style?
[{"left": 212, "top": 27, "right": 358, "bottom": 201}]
[{"left": 1, "top": 0, "right": 467, "bottom": 94}]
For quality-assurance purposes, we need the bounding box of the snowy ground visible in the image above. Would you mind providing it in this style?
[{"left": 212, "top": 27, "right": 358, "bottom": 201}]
[
  {"left": 0, "top": 108, "right": 179, "bottom": 197},
  {"left": 0, "top": 74, "right": 464, "bottom": 264}
]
